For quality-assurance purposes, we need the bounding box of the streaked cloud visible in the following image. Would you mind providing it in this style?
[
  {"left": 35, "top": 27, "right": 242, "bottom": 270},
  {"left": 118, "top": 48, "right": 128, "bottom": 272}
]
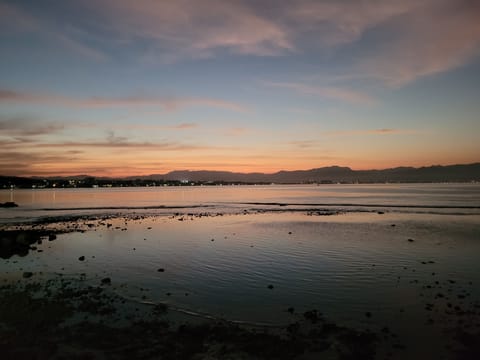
[
  {"left": 288, "top": 140, "right": 320, "bottom": 149},
  {"left": 173, "top": 123, "right": 197, "bottom": 130},
  {"left": 3, "top": 1, "right": 479, "bottom": 86},
  {"left": 82, "top": 0, "right": 294, "bottom": 59},
  {"left": 0, "top": 2, "right": 107, "bottom": 61},
  {"left": 264, "top": 81, "right": 376, "bottom": 105},
  {"left": 355, "top": 0, "right": 480, "bottom": 86},
  {"left": 0, "top": 116, "right": 64, "bottom": 136},
  {"left": 283, "top": 0, "right": 480, "bottom": 86},
  {"left": 327, "top": 129, "right": 416, "bottom": 136},
  {"left": 286, "top": 0, "right": 416, "bottom": 46},
  {"left": 0, "top": 89, "right": 247, "bottom": 112},
  {"left": 35, "top": 140, "right": 215, "bottom": 151}
]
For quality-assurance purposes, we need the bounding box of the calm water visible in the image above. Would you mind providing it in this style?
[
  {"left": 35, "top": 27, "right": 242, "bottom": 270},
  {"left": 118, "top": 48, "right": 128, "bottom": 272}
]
[
  {"left": 1, "top": 184, "right": 480, "bottom": 358},
  {"left": 1, "top": 183, "right": 480, "bottom": 222}
]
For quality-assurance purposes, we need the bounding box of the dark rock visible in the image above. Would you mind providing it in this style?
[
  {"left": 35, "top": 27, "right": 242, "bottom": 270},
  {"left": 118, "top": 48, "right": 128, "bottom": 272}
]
[
  {"left": 22, "top": 271, "right": 33, "bottom": 278},
  {"left": 48, "top": 234, "right": 56, "bottom": 241},
  {"left": 303, "top": 309, "right": 322, "bottom": 323},
  {"left": 101, "top": 277, "right": 111, "bottom": 285},
  {"left": 287, "top": 307, "right": 295, "bottom": 314},
  {"left": 1, "top": 230, "right": 51, "bottom": 259},
  {"left": 78, "top": 256, "right": 85, "bottom": 261},
  {"left": 286, "top": 322, "right": 300, "bottom": 334},
  {"left": 267, "top": 284, "right": 274, "bottom": 289},
  {"left": 407, "top": 238, "right": 414, "bottom": 242},
  {"left": 365, "top": 311, "right": 372, "bottom": 318},
  {"left": 157, "top": 268, "right": 165, "bottom": 272},
  {"left": 0, "top": 202, "right": 18, "bottom": 208},
  {"left": 153, "top": 303, "right": 167, "bottom": 315}
]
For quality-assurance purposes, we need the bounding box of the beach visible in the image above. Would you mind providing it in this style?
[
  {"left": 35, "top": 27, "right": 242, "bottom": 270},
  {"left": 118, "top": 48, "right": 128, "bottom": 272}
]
[{"left": 1, "top": 184, "right": 480, "bottom": 359}]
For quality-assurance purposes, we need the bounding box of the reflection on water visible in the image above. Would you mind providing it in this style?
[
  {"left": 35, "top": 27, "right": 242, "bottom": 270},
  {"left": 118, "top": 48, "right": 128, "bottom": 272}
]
[
  {"left": 2, "top": 213, "right": 479, "bottom": 322},
  {"left": 1, "top": 183, "right": 480, "bottom": 222}
]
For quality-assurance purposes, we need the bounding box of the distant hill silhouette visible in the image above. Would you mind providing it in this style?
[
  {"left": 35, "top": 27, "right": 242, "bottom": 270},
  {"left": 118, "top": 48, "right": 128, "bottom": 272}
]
[
  {"left": 2, "top": 163, "right": 480, "bottom": 187},
  {"left": 129, "top": 163, "right": 480, "bottom": 183}
]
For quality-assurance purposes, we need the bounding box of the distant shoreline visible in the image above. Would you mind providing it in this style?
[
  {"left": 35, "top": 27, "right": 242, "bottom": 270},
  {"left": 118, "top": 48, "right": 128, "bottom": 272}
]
[
  {"left": 2, "top": 162, "right": 480, "bottom": 188},
  {"left": 1, "top": 180, "right": 480, "bottom": 190}
]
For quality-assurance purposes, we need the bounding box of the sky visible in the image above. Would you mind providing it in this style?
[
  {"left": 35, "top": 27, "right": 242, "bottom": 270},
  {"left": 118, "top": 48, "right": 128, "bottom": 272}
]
[{"left": 1, "top": 0, "right": 479, "bottom": 177}]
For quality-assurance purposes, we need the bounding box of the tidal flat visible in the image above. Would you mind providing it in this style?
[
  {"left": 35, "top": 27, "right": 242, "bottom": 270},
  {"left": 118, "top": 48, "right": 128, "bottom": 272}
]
[{"left": 1, "top": 185, "right": 480, "bottom": 359}]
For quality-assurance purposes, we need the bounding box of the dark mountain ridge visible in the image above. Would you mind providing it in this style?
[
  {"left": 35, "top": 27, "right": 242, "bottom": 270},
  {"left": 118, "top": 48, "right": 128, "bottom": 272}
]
[{"left": 2, "top": 163, "right": 479, "bottom": 187}]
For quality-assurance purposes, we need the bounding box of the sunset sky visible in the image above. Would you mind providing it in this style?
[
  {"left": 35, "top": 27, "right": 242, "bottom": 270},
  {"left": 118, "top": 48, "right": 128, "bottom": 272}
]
[{"left": 1, "top": 0, "right": 479, "bottom": 177}]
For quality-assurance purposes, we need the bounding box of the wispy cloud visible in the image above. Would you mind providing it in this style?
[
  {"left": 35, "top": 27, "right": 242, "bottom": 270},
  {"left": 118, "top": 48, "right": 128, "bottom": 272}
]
[
  {"left": 172, "top": 123, "right": 197, "bottom": 130},
  {"left": 0, "top": 2, "right": 107, "bottom": 61},
  {"left": 0, "top": 116, "right": 65, "bottom": 136},
  {"left": 3, "top": 1, "right": 479, "bottom": 86},
  {"left": 0, "top": 89, "right": 248, "bottom": 112},
  {"left": 282, "top": 0, "right": 480, "bottom": 86},
  {"left": 264, "top": 81, "right": 376, "bottom": 105},
  {"left": 288, "top": 140, "right": 320, "bottom": 149},
  {"left": 35, "top": 140, "right": 211, "bottom": 151},
  {"left": 79, "top": 0, "right": 294, "bottom": 59},
  {"left": 355, "top": 0, "right": 480, "bottom": 86},
  {"left": 327, "top": 129, "right": 416, "bottom": 136},
  {"left": 286, "top": 0, "right": 416, "bottom": 47}
]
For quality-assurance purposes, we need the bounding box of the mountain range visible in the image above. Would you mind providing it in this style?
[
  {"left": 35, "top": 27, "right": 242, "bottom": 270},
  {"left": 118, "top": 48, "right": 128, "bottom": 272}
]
[
  {"left": 2, "top": 163, "right": 480, "bottom": 186},
  {"left": 130, "top": 163, "right": 480, "bottom": 183}
]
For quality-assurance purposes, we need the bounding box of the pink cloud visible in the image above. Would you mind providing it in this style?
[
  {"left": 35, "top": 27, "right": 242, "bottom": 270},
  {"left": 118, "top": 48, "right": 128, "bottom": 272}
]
[
  {"left": 356, "top": 0, "right": 480, "bottom": 86},
  {"left": 287, "top": 0, "right": 419, "bottom": 46},
  {"left": 3, "top": 0, "right": 479, "bottom": 87},
  {"left": 173, "top": 123, "right": 197, "bottom": 129},
  {"left": 88, "top": 0, "right": 293, "bottom": 58},
  {"left": 283, "top": 0, "right": 480, "bottom": 86}
]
